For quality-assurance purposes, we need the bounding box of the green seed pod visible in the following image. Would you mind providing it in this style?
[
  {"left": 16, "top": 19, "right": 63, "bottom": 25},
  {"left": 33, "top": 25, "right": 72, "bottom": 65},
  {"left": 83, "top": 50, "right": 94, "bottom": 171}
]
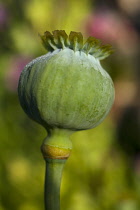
[
  {"left": 18, "top": 30, "right": 115, "bottom": 210},
  {"left": 18, "top": 30, "right": 114, "bottom": 133}
]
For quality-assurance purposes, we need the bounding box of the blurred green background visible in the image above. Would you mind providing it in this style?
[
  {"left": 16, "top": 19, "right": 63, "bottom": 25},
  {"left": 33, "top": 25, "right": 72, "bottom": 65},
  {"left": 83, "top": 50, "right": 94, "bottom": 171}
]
[{"left": 0, "top": 0, "right": 140, "bottom": 210}]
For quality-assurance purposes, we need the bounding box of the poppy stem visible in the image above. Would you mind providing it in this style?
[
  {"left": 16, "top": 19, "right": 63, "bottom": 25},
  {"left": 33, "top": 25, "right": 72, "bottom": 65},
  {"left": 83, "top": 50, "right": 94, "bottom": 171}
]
[
  {"left": 41, "top": 129, "right": 72, "bottom": 210},
  {"left": 44, "top": 158, "right": 67, "bottom": 210}
]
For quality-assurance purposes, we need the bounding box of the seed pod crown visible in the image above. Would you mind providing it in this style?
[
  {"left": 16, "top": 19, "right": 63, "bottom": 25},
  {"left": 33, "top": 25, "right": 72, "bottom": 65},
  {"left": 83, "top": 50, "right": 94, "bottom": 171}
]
[{"left": 40, "top": 30, "right": 113, "bottom": 60}]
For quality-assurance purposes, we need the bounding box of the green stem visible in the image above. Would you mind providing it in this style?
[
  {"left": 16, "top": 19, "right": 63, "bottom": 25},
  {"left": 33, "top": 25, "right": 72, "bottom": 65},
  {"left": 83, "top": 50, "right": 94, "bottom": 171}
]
[
  {"left": 44, "top": 158, "right": 67, "bottom": 210},
  {"left": 41, "top": 129, "right": 73, "bottom": 210}
]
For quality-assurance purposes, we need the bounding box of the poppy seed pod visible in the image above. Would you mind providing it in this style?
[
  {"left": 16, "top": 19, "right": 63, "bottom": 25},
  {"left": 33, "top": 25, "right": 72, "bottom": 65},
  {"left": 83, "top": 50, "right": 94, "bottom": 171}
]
[
  {"left": 18, "top": 30, "right": 114, "bottom": 132},
  {"left": 18, "top": 31, "right": 115, "bottom": 210}
]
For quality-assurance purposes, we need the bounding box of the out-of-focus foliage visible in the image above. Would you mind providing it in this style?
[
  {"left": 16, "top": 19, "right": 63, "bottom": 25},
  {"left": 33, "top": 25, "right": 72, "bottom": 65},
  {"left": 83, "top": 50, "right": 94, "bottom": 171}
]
[{"left": 0, "top": 0, "right": 140, "bottom": 210}]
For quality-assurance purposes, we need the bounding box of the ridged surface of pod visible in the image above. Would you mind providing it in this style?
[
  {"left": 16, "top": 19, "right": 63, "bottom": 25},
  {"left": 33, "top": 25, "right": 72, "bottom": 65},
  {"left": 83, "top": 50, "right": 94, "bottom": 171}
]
[{"left": 18, "top": 31, "right": 115, "bottom": 131}]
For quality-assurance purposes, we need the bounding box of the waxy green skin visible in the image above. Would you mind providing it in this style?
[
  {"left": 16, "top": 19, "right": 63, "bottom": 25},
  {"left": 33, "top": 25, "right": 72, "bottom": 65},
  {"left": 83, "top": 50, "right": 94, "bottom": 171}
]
[{"left": 18, "top": 48, "right": 114, "bottom": 131}]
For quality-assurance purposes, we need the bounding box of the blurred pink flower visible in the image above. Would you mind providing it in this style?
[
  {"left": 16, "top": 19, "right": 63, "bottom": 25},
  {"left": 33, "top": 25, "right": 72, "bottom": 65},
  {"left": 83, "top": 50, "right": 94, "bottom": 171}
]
[
  {"left": 5, "top": 55, "right": 32, "bottom": 92},
  {"left": 86, "top": 9, "right": 139, "bottom": 54}
]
